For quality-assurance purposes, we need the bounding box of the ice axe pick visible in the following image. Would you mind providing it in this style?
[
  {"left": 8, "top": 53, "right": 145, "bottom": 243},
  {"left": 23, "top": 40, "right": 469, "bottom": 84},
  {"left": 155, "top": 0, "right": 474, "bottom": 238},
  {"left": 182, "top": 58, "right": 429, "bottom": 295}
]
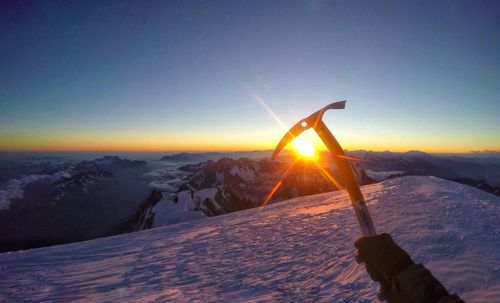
[{"left": 272, "top": 101, "right": 377, "bottom": 236}]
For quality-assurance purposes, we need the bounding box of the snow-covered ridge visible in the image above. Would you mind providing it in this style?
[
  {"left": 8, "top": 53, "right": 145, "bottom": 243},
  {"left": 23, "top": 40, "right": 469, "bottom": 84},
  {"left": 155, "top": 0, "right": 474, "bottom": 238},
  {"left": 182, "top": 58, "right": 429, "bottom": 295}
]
[{"left": 1, "top": 176, "right": 499, "bottom": 302}]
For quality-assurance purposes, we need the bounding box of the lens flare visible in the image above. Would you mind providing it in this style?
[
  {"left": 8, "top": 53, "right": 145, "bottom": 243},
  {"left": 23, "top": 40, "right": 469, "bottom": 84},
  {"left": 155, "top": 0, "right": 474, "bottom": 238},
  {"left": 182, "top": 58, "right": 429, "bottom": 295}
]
[{"left": 292, "top": 139, "right": 316, "bottom": 158}]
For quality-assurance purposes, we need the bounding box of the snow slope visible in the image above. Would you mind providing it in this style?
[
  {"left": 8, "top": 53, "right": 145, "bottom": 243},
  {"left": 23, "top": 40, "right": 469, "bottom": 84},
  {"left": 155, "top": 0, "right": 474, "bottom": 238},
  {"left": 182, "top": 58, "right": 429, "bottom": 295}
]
[{"left": 0, "top": 176, "right": 499, "bottom": 302}]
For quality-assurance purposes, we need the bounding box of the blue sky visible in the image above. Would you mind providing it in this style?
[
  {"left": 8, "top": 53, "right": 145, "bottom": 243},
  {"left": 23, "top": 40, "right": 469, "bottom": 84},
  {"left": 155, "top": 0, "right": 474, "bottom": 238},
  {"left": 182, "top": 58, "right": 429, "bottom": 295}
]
[{"left": 0, "top": 1, "right": 499, "bottom": 152}]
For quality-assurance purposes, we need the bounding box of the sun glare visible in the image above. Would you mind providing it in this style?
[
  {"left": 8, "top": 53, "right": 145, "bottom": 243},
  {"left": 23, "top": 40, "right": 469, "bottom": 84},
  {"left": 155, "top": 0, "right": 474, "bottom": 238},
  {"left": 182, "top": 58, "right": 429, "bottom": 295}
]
[{"left": 292, "top": 139, "right": 316, "bottom": 158}]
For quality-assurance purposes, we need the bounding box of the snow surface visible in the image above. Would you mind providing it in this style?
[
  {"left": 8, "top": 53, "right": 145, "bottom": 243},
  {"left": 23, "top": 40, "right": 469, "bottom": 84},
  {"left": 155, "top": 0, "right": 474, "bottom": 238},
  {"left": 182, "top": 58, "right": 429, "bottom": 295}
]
[
  {"left": 365, "top": 169, "right": 405, "bottom": 182},
  {"left": 1, "top": 176, "right": 499, "bottom": 302},
  {"left": 150, "top": 188, "right": 219, "bottom": 228},
  {"left": 152, "top": 195, "right": 206, "bottom": 228}
]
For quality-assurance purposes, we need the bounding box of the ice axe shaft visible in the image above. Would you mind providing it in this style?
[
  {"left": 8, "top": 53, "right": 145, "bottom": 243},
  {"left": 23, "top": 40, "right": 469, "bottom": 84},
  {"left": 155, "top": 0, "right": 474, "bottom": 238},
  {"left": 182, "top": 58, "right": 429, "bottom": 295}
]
[
  {"left": 314, "top": 120, "right": 376, "bottom": 236},
  {"left": 272, "top": 101, "right": 376, "bottom": 236}
]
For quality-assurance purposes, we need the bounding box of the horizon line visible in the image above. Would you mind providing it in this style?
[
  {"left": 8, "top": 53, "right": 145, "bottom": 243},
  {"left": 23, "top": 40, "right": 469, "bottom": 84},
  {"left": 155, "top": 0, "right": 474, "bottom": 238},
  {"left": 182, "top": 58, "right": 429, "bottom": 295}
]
[{"left": 0, "top": 148, "right": 498, "bottom": 155}]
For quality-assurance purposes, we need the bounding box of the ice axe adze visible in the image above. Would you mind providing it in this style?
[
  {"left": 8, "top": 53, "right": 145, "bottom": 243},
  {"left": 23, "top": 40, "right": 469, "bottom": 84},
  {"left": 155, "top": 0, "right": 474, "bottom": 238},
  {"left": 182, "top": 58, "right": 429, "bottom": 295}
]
[{"left": 272, "top": 101, "right": 377, "bottom": 236}]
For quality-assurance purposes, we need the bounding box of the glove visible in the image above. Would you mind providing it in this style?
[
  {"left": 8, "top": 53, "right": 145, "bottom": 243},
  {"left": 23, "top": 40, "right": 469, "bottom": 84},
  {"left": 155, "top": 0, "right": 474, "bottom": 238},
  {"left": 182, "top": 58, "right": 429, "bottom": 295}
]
[
  {"left": 355, "top": 233, "right": 462, "bottom": 303},
  {"left": 354, "top": 233, "right": 415, "bottom": 301}
]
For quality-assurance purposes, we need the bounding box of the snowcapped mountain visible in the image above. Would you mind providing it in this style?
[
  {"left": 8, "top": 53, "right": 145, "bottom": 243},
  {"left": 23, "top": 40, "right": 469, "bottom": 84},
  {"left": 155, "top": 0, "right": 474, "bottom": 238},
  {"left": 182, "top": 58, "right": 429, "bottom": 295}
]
[
  {"left": 122, "top": 157, "right": 374, "bottom": 231},
  {"left": 1, "top": 176, "right": 498, "bottom": 302},
  {"left": 0, "top": 156, "right": 151, "bottom": 252}
]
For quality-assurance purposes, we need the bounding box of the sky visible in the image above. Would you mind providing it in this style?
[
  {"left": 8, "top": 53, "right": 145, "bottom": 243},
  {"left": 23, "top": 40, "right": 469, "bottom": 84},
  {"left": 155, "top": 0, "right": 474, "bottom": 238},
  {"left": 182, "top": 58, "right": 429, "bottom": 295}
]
[{"left": 0, "top": 1, "right": 499, "bottom": 153}]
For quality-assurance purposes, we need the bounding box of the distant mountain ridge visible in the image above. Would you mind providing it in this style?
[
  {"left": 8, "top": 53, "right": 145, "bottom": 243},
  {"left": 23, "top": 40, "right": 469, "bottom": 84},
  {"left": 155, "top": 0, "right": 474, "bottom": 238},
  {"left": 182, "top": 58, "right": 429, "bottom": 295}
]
[
  {"left": 349, "top": 150, "right": 500, "bottom": 194},
  {"left": 2, "top": 150, "right": 499, "bottom": 252},
  {"left": 160, "top": 151, "right": 273, "bottom": 163},
  {"left": 0, "top": 156, "right": 150, "bottom": 252}
]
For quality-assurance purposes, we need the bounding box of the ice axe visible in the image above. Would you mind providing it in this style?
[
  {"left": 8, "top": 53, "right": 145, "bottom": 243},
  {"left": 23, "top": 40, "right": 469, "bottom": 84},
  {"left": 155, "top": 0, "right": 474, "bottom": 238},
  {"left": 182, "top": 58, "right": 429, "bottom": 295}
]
[{"left": 272, "top": 101, "right": 377, "bottom": 236}]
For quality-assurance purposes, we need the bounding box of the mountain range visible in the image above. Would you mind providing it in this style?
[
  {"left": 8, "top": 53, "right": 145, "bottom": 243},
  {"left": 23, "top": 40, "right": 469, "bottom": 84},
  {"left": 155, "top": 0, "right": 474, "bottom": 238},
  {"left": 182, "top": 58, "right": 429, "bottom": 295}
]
[
  {"left": 0, "top": 156, "right": 150, "bottom": 252},
  {"left": 1, "top": 150, "right": 499, "bottom": 252}
]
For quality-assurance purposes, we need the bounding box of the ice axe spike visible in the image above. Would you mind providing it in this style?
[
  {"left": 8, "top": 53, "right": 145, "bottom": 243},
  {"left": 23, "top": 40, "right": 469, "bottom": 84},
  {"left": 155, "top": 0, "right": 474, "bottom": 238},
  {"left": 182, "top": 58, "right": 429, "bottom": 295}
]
[{"left": 272, "top": 101, "right": 377, "bottom": 236}]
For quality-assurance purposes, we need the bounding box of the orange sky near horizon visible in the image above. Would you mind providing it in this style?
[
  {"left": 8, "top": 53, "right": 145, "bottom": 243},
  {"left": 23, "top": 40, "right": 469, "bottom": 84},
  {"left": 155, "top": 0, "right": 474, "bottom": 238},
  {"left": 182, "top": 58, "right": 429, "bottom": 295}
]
[
  {"left": 1, "top": 131, "right": 497, "bottom": 154},
  {"left": 1, "top": 107, "right": 498, "bottom": 154}
]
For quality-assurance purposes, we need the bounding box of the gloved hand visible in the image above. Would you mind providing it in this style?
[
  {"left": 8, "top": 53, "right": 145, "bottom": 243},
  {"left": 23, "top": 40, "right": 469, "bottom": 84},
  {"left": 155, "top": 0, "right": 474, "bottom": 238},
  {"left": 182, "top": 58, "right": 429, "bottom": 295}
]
[{"left": 354, "top": 233, "right": 415, "bottom": 301}]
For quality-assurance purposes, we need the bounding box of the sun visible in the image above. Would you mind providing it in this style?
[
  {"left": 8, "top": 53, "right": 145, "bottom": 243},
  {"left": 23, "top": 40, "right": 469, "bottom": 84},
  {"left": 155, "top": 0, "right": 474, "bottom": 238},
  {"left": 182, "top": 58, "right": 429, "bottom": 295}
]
[{"left": 291, "top": 138, "right": 317, "bottom": 159}]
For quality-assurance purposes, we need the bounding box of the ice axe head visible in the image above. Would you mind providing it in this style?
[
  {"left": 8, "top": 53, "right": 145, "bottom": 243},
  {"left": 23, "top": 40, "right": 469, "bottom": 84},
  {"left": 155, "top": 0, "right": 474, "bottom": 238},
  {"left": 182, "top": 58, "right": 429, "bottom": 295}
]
[{"left": 272, "top": 100, "right": 346, "bottom": 160}]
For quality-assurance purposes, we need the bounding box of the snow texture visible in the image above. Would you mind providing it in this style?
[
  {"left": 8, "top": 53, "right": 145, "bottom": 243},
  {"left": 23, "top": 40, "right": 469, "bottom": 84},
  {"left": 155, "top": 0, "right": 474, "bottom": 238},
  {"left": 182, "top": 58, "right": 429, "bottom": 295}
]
[
  {"left": 365, "top": 169, "right": 405, "bottom": 182},
  {"left": 0, "top": 176, "right": 499, "bottom": 302},
  {"left": 151, "top": 196, "right": 206, "bottom": 228}
]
